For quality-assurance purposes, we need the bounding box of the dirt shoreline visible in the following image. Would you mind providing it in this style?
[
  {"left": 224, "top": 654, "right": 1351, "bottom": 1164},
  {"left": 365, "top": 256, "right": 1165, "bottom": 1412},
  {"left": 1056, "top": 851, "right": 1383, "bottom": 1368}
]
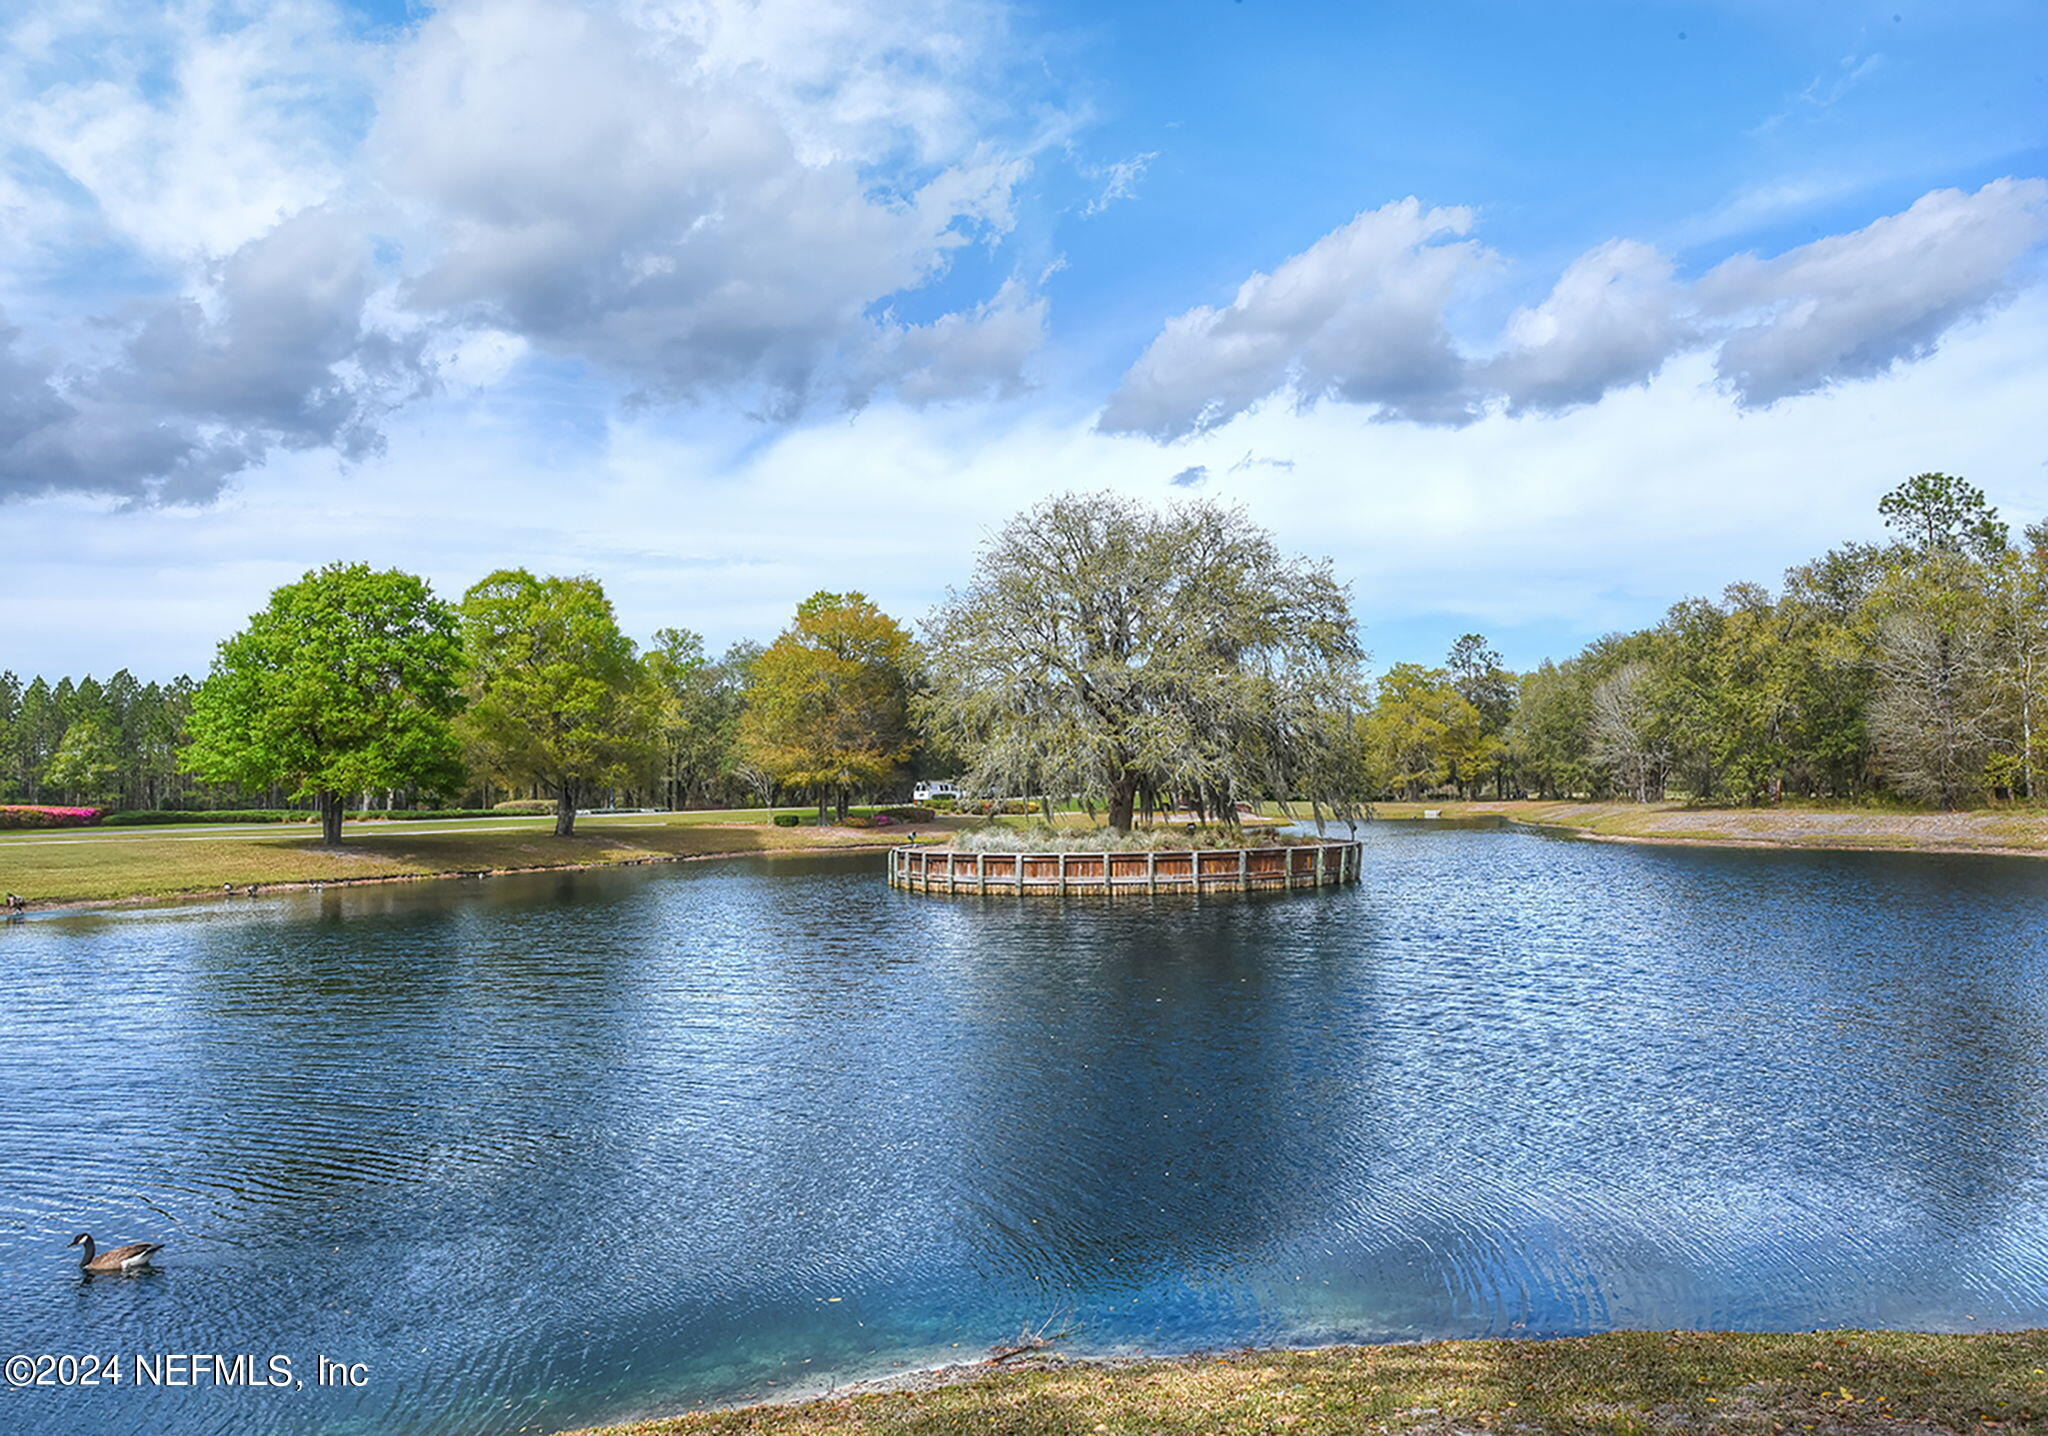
[{"left": 1372, "top": 799, "right": 2048, "bottom": 860}]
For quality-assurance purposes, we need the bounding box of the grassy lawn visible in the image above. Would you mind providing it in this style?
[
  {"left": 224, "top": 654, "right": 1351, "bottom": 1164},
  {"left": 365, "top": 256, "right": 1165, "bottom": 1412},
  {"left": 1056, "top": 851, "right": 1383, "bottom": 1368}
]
[
  {"left": 0, "top": 811, "right": 963, "bottom": 906},
  {"left": 1368, "top": 800, "right": 2048, "bottom": 857},
  {"left": 566, "top": 1329, "right": 2047, "bottom": 1436}
]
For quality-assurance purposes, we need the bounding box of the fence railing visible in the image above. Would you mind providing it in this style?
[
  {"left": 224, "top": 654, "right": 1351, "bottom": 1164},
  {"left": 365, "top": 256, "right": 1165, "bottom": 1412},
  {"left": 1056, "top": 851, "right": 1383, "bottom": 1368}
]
[{"left": 887, "top": 840, "right": 1362, "bottom": 896}]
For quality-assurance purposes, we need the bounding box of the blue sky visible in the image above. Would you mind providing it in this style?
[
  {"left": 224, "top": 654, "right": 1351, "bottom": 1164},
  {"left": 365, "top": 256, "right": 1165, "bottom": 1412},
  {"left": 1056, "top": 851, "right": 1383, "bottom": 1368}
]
[{"left": 3, "top": 0, "right": 2046, "bottom": 680}]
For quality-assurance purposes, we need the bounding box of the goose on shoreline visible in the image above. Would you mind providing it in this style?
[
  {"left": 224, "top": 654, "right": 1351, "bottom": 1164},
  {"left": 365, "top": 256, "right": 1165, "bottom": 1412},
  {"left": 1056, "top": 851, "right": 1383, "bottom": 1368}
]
[{"left": 68, "top": 1233, "right": 163, "bottom": 1273}]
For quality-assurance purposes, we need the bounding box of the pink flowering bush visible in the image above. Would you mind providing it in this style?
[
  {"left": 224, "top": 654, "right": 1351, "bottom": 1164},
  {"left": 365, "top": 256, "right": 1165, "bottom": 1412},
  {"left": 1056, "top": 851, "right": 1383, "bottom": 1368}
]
[{"left": 0, "top": 805, "right": 104, "bottom": 830}]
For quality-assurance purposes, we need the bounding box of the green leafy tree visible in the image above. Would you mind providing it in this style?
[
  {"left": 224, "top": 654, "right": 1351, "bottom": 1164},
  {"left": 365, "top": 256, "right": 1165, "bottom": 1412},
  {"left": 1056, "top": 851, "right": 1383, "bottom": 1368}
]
[
  {"left": 46, "top": 716, "right": 124, "bottom": 805},
  {"left": 1777, "top": 544, "right": 1889, "bottom": 798},
  {"left": 183, "top": 563, "right": 467, "bottom": 844},
  {"left": 1361, "top": 664, "right": 1483, "bottom": 800},
  {"left": 646, "top": 628, "right": 757, "bottom": 809},
  {"left": 458, "top": 570, "right": 658, "bottom": 836},
  {"left": 740, "top": 592, "right": 916, "bottom": 823},
  {"left": 1879, "top": 472, "right": 2008, "bottom": 561},
  {"left": 0, "top": 671, "right": 18, "bottom": 801},
  {"left": 1510, "top": 659, "right": 1593, "bottom": 799},
  {"left": 12, "top": 677, "right": 59, "bottom": 801},
  {"left": 1447, "top": 634, "right": 1514, "bottom": 796}
]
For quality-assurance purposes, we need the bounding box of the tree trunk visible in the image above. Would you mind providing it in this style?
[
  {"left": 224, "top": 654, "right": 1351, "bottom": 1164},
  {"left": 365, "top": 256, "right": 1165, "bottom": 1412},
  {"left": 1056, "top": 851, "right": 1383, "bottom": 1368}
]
[
  {"left": 835, "top": 789, "right": 849, "bottom": 825},
  {"left": 318, "top": 790, "right": 343, "bottom": 847},
  {"left": 1107, "top": 770, "right": 1138, "bottom": 833},
  {"left": 555, "top": 783, "right": 578, "bottom": 837}
]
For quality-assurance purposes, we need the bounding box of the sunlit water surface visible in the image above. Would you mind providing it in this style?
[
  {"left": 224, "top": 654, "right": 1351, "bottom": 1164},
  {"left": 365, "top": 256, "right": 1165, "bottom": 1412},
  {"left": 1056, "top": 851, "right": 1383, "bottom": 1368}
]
[{"left": 3, "top": 822, "right": 2047, "bottom": 1433}]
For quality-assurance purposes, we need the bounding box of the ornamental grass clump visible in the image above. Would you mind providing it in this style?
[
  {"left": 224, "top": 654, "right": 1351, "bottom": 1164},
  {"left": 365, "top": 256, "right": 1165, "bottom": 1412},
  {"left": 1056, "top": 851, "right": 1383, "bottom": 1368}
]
[{"left": 0, "top": 805, "right": 103, "bottom": 830}]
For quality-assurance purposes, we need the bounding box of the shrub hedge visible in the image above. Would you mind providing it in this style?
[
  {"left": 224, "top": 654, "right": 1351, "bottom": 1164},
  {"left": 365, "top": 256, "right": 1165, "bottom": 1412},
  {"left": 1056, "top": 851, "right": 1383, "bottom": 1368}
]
[
  {"left": 97, "top": 808, "right": 510, "bottom": 827},
  {"left": 772, "top": 813, "right": 802, "bottom": 827},
  {"left": 877, "top": 806, "right": 936, "bottom": 822}
]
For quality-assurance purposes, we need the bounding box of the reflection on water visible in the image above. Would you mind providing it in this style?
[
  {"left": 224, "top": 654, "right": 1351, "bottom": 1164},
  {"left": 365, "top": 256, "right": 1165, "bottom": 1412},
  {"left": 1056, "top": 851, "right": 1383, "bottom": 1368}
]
[{"left": 3, "top": 827, "right": 2048, "bottom": 1433}]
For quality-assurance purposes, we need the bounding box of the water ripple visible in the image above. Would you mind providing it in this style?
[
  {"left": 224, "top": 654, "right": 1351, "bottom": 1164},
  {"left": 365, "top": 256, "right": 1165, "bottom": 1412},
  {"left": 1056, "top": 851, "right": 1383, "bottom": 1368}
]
[{"left": 3, "top": 832, "right": 2048, "bottom": 1433}]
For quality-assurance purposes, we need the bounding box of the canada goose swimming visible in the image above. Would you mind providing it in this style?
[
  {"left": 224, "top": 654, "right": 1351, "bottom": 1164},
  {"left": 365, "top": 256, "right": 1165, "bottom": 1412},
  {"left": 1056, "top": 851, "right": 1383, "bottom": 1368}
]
[{"left": 68, "top": 1233, "right": 163, "bottom": 1274}]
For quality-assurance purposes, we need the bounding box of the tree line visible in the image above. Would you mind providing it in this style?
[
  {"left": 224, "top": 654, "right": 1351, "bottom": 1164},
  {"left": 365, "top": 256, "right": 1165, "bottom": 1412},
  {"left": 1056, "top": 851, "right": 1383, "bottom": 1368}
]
[
  {"left": 1362, "top": 475, "right": 2048, "bottom": 809},
  {"left": 0, "top": 569, "right": 925, "bottom": 839},
  {"left": 6, "top": 476, "right": 2043, "bottom": 837},
  {"left": 1, "top": 493, "right": 1368, "bottom": 842}
]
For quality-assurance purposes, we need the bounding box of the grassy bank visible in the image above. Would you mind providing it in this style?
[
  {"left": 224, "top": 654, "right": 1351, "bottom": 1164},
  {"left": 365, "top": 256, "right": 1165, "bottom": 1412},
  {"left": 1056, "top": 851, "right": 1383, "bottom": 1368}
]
[
  {"left": 1371, "top": 799, "right": 2048, "bottom": 857},
  {"left": 0, "top": 810, "right": 961, "bottom": 908},
  {"left": 565, "top": 1329, "right": 2047, "bottom": 1435}
]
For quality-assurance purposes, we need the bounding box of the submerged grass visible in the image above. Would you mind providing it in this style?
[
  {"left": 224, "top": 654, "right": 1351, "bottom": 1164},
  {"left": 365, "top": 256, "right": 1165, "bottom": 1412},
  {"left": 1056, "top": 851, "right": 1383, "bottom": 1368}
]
[{"left": 565, "top": 1329, "right": 2048, "bottom": 1436}]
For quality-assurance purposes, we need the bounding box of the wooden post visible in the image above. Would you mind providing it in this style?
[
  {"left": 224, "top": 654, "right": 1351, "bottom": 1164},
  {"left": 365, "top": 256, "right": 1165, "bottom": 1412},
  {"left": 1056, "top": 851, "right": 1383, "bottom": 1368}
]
[
  {"left": 976, "top": 852, "right": 985, "bottom": 892},
  {"left": 1016, "top": 853, "right": 1024, "bottom": 892},
  {"left": 1057, "top": 852, "right": 1068, "bottom": 896},
  {"left": 1315, "top": 845, "right": 1326, "bottom": 887},
  {"left": 1238, "top": 848, "right": 1248, "bottom": 891},
  {"left": 1147, "top": 850, "right": 1157, "bottom": 895}
]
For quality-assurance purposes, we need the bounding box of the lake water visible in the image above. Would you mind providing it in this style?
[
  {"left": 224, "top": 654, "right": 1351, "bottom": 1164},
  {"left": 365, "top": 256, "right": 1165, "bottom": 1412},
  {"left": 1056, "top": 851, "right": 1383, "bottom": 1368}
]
[{"left": 3, "top": 822, "right": 2047, "bottom": 1434}]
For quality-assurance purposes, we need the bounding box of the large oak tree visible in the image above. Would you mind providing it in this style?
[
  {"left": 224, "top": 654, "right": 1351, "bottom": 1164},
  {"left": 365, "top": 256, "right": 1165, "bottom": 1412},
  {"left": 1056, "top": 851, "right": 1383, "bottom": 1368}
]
[
  {"left": 457, "top": 569, "right": 658, "bottom": 836},
  {"left": 739, "top": 592, "right": 915, "bottom": 823},
  {"left": 182, "top": 563, "right": 466, "bottom": 845},
  {"left": 921, "top": 493, "right": 1367, "bottom": 831}
]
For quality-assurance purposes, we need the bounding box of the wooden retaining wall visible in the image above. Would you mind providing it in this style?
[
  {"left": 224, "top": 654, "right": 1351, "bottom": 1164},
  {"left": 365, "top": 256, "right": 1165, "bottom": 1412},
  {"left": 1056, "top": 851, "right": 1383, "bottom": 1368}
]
[{"left": 888, "top": 840, "right": 1362, "bottom": 896}]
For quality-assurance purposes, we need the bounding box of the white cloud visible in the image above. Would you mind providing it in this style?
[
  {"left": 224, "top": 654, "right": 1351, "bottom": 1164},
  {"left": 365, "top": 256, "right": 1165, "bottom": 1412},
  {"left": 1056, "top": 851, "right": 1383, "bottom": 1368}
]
[
  {"left": 1104, "top": 178, "right": 2048, "bottom": 439},
  {"left": 7, "top": 286, "right": 2044, "bottom": 681},
  {"left": 871, "top": 278, "right": 1046, "bottom": 407},
  {"left": 1698, "top": 177, "right": 2048, "bottom": 406},
  {"left": 1098, "top": 198, "right": 1493, "bottom": 440},
  {"left": 1482, "top": 240, "right": 1688, "bottom": 414},
  {"left": 1081, "top": 150, "right": 1157, "bottom": 216},
  {"left": 0, "top": 0, "right": 1056, "bottom": 502},
  {"left": 6, "top": 0, "right": 367, "bottom": 263}
]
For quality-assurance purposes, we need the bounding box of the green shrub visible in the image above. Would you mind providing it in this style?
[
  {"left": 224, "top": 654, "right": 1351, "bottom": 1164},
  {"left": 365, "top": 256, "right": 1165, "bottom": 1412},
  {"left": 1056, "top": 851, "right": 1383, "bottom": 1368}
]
[
  {"left": 842, "top": 814, "right": 878, "bottom": 828},
  {"left": 98, "top": 809, "right": 310, "bottom": 826},
  {"left": 773, "top": 813, "right": 801, "bottom": 827},
  {"left": 877, "top": 805, "right": 936, "bottom": 822},
  {"left": 99, "top": 807, "right": 515, "bottom": 827},
  {"left": 492, "top": 799, "right": 558, "bottom": 815}
]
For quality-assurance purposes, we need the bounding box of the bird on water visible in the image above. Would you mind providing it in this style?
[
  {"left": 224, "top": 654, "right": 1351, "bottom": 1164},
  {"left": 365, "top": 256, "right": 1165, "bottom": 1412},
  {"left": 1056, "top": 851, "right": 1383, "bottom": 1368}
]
[{"left": 68, "top": 1233, "right": 164, "bottom": 1273}]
